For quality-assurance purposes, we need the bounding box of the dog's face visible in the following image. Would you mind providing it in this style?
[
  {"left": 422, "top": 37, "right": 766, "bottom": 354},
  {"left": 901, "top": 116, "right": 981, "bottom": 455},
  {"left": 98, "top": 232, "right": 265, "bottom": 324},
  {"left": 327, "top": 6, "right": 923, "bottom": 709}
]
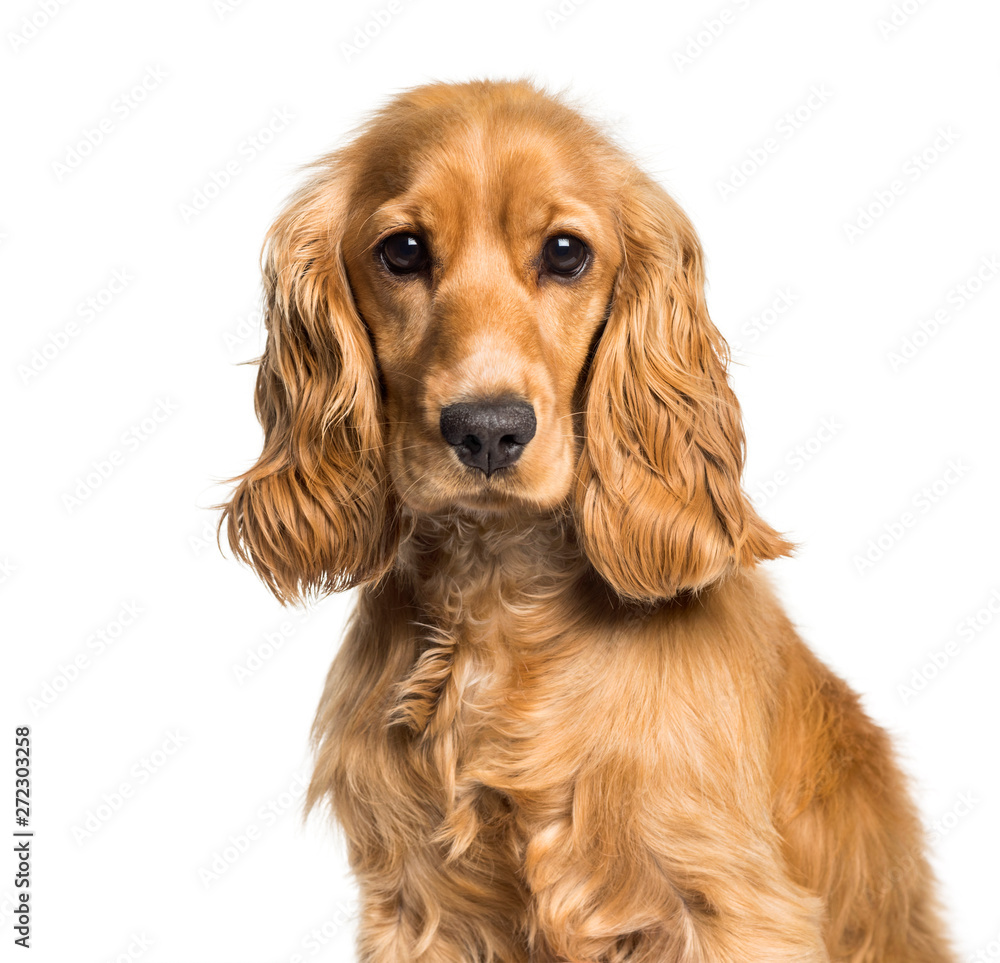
[
  {"left": 222, "top": 81, "right": 791, "bottom": 603},
  {"left": 340, "top": 101, "right": 623, "bottom": 514}
]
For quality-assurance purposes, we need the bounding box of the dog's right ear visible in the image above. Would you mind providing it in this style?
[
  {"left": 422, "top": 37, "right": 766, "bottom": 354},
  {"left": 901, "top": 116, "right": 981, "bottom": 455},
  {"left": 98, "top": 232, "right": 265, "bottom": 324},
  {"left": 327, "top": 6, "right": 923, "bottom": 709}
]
[{"left": 219, "top": 156, "right": 398, "bottom": 604}]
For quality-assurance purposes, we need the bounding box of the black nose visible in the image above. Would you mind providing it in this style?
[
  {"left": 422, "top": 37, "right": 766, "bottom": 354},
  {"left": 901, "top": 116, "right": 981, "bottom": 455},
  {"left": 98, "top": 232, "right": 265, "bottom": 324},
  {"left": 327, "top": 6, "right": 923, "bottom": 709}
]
[{"left": 439, "top": 400, "right": 537, "bottom": 476}]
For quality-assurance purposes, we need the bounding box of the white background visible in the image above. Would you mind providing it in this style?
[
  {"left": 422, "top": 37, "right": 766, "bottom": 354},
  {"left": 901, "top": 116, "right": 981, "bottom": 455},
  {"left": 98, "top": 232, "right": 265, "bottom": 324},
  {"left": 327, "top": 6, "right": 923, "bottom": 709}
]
[{"left": 2, "top": 0, "right": 999, "bottom": 959}]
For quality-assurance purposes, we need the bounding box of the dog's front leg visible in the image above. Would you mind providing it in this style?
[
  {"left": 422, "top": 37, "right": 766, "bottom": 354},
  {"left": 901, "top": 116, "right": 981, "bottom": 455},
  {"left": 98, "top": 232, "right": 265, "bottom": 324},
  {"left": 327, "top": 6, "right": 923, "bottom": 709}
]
[
  {"left": 522, "top": 777, "right": 829, "bottom": 963},
  {"left": 350, "top": 852, "right": 534, "bottom": 963}
]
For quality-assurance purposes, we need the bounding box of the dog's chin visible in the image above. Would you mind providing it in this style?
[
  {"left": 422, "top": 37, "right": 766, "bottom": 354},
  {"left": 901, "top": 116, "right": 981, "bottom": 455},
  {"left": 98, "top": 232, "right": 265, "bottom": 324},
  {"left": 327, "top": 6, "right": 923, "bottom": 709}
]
[{"left": 394, "top": 465, "right": 570, "bottom": 518}]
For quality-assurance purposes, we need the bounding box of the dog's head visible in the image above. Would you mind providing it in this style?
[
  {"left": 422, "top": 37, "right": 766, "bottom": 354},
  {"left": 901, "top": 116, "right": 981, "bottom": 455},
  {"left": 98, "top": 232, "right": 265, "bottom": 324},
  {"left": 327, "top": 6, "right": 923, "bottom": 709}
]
[{"left": 221, "top": 80, "right": 790, "bottom": 603}]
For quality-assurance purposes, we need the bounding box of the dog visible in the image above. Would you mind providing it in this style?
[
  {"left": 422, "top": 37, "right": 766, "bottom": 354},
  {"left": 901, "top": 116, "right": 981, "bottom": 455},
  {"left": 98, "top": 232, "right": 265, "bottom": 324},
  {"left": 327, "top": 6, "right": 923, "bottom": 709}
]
[{"left": 220, "top": 80, "right": 954, "bottom": 962}]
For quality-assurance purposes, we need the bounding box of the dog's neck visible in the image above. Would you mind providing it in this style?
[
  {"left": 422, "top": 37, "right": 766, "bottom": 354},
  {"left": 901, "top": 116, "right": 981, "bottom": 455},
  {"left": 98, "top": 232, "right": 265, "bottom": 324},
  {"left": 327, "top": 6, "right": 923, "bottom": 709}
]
[
  {"left": 386, "top": 506, "right": 690, "bottom": 737},
  {"left": 396, "top": 506, "right": 588, "bottom": 623},
  {"left": 388, "top": 506, "right": 600, "bottom": 737}
]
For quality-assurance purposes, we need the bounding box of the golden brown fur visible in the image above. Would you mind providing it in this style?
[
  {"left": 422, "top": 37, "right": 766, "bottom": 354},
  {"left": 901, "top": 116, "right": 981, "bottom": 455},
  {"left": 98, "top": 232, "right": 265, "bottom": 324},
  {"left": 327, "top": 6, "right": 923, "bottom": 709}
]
[{"left": 220, "top": 80, "right": 954, "bottom": 961}]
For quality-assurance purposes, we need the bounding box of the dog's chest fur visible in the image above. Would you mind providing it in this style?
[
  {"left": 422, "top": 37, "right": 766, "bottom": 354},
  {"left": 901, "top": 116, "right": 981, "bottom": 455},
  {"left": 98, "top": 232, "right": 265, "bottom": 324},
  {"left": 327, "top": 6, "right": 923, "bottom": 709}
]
[{"left": 390, "top": 512, "right": 618, "bottom": 853}]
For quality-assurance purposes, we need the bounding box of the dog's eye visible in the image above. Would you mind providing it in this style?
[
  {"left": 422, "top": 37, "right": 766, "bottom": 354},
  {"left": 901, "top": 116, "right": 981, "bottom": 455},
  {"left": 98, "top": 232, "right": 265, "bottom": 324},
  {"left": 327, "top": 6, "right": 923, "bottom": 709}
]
[
  {"left": 542, "top": 235, "right": 589, "bottom": 277},
  {"left": 380, "top": 233, "right": 428, "bottom": 274}
]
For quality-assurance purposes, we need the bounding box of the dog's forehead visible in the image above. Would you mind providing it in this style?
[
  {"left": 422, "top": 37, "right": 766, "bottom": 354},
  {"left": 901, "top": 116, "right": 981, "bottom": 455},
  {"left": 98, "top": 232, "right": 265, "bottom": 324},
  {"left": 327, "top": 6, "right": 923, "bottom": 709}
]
[{"left": 359, "top": 102, "right": 618, "bottom": 244}]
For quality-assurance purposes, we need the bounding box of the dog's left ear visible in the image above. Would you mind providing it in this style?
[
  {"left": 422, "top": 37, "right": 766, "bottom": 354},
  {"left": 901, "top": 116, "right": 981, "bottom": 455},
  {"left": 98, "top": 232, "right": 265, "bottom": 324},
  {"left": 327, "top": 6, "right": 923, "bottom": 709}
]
[{"left": 575, "top": 173, "right": 791, "bottom": 602}]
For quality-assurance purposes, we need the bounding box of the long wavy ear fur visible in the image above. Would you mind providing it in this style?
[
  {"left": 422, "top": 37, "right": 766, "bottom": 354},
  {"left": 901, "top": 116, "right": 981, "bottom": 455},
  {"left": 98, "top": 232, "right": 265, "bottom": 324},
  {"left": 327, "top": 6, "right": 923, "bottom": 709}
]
[
  {"left": 219, "top": 158, "right": 397, "bottom": 604},
  {"left": 575, "top": 173, "right": 791, "bottom": 602}
]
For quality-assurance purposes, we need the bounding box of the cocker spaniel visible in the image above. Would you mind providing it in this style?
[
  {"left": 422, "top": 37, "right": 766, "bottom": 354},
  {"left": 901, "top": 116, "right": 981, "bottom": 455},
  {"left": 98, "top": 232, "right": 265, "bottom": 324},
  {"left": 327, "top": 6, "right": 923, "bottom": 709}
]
[{"left": 221, "top": 80, "right": 954, "bottom": 962}]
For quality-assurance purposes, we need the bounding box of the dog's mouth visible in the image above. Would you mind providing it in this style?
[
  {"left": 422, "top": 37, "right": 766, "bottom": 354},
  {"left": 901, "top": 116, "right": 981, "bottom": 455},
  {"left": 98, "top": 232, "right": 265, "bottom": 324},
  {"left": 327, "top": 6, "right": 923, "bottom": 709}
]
[
  {"left": 393, "top": 455, "right": 544, "bottom": 516},
  {"left": 443, "top": 462, "right": 534, "bottom": 511}
]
